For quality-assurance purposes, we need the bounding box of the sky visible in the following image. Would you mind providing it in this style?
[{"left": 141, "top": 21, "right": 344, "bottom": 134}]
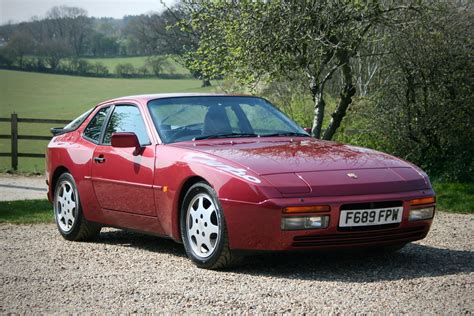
[{"left": 0, "top": 0, "right": 177, "bottom": 25}]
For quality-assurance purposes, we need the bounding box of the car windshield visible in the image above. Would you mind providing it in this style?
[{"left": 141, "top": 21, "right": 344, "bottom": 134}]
[{"left": 147, "top": 96, "right": 308, "bottom": 143}]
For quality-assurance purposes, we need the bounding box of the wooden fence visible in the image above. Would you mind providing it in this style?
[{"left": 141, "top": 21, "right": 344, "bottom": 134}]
[{"left": 0, "top": 114, "right": 70, "bottom": 170}]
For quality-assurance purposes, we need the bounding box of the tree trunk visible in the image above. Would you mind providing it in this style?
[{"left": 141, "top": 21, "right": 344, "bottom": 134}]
[
  {"left": 310, "top": 76, "right": 325, "bottom": 138},
  {"left": 201, "top": 78, "right": 211, "bottom": 87},
  {"left": 323, "top": 52, "right": 356, "bottom": 140}
]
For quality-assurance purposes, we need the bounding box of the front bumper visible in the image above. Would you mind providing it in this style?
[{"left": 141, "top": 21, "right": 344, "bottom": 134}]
[{"left": 222, "top": 189, "right": 435, "bottom": 251}]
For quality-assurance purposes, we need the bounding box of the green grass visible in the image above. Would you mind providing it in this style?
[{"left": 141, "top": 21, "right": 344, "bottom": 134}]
[
  {"left": 433, "top": 182, "right": 474, "bottom": 214},
  {"left": 22, "top": 55, "right": 190, "bottom": 75},
  {"left": 0, "top": 199, "right": 53, "bottom": 224},
  {"left": 0, "top": 69, "right": 213, "bottom": 172},
  {"left": 82, "top": 56, "right": 150, "bottom": 70},
  {"left": 66, "top": 56, "right": 189, "bottom": 75}
]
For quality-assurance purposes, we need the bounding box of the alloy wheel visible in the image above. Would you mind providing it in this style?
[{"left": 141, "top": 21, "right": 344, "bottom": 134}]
[
  {"left": 185, "top": 193, "right": 221, "bottom": 258},
  {"left": 54, "top": 180, "right": 77, "bottom": 232}
]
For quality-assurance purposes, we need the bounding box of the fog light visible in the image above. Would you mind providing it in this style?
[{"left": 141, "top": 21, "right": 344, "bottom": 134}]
[
  {"left": 409, "top": 207, "right": 435, "bottom": 221},
  {"left": 281, "top": 215, "right": 330, "bottom": 230}
]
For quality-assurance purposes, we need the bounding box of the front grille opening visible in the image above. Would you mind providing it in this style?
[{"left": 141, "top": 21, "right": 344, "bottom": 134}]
[
  {"left": 293, "top": 226, "right": 427, "bottom": 248},
  {"left": 338, "top": 223, "right": 400, "bottom": 232}
]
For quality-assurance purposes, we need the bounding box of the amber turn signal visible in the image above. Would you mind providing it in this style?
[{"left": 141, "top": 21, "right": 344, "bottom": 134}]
[
  {"left": 410, "top": 196, "right": 436, "bottom": 206},
  {"left": 283, "top": 205, "right": 330, "bottom": 214}
]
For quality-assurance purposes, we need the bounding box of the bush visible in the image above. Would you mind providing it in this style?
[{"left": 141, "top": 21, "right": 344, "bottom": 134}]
[
  {"left": 91, "top": 62, "right": 109, "bottom": 76},
  {"left": 68, "top": 58, "right": 93, "bottom": 75},
  {"left": 115, "top": 62, "right": 136, "bottom": 77},
  {"left": 0, "top": 48, "right": 15, "bottom": 66},
  {"left": 146, "top": 56, "right": 171, "bottom": 77},
  {"left": 136, "top": 65, "right": 149, "bottom": 76}
]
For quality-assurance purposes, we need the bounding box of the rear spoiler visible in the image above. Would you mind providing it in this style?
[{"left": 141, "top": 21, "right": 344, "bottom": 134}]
[{"left": 50, "top": 127, "right": 69, "bottom": 136}]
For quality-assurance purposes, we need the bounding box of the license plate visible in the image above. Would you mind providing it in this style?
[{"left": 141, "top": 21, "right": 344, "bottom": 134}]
[{"left": 339, "top": 207, "right": 403, "bottom": 227}]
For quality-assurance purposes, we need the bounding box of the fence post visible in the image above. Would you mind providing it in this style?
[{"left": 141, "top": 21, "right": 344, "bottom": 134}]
[{"left": 11, "top": 113, "right": 18, "bottom": 170}]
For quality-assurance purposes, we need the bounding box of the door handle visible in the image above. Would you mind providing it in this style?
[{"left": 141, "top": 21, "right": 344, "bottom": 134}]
[{"left": 93, "top": 156, "right": 106, "bottom": 163}]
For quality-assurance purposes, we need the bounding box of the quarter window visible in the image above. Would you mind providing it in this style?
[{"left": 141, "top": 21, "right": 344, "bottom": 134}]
[
  {"left": 83, "top": 107, "right": 111, "bottom": 143},
  {"left": 103, "top": 105, "right": 150, "bottom": 145}
]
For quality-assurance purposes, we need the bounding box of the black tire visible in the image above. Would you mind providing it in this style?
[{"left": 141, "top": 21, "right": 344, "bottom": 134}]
[
  {"left": 53, "top": 172, "right": 101, "bottom": 241},
  {"left": 180, "top": 182, "right": 240, "bottom": 269}
]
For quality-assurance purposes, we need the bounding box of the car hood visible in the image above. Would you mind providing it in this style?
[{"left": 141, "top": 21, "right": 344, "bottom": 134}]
[
  {"left": 174, "top": 138, "right": 430, "bottom": 195},
  {"left": 177, "top": 138, "right": 411, "bottom": 174}
]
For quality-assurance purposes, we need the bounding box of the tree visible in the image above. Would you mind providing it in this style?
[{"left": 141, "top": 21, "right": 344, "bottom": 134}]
[
  {"left": 181, "top": 1, "right": 421, "bottom": 139},
  {"left": 46, "top": 6, "right": 91, "bottom": 56},
  {"left": 129, "top": 3, "right": 211, "bottom": 86},
  {"left": 89, "top": 32, "right": 119, "bottom": 57},
  {"left": 368, "top": 3, "right": 474, "bottom": 181},
  {"left": 5, "top": 31, "right": 34, "bottom": 67},
  {"left": 146, "top": 55, "right": 171, "bottom": 76},
  {"left": 37, "top": 38, "right": 71, "bottom": 70},
  {"left": 0, "top": 46, "right": 16, "bottom": 66}
]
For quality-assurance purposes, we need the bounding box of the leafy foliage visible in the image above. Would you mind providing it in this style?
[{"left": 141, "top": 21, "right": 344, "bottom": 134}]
[
  {"left": 369, "top": 4, "right": 474, "bottom": 182},
  {"left": 179, "top": 1, "right": 423, "bottom": 139}
]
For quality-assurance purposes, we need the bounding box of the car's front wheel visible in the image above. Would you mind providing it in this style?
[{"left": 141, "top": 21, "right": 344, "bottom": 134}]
[
  {"left": 180, "top": 182, "right": 239, "bottom": 269},
  {"left": 54, "top": 172, "right": 101, "bottom": 241}
]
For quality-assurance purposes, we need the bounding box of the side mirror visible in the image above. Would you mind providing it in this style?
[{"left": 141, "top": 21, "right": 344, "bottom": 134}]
[
  {"left": 111, "top": 132, "right": 142, "bottom": 154},
  {"left": 303, "top": 127, "right": 312, "bottom": 134}
]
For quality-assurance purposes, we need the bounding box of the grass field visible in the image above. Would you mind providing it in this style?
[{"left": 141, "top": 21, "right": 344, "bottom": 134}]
[
  {"left": 80, "top": 56, "right": 189, "bottom": 75},
  {"left": 433, "top": 182, "right": 474, "bottom": 214},
  {"left": 0, "top": 69, "right": 213, "bottom": 172},
  {"left": 23, "top": 55, "right": 190, "bottom": 75},
  {"left": 0, "top": 200, "right": 52, "bottom": 224}
]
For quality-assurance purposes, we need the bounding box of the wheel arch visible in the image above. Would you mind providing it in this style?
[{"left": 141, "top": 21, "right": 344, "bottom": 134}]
[
  {"left": 174, "top": 175, "right": 209, "bottom": 242},
  {"left": 50, "top": 166, "right": 70, "bottom": 197}
]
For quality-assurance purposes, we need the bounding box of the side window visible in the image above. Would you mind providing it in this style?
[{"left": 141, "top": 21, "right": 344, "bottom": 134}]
[
  {"left": 83, "top": 107, "right": 111, "bottom": 143},
  {"left": 103, "top": 105, "right": 150, "bottom": 145}
]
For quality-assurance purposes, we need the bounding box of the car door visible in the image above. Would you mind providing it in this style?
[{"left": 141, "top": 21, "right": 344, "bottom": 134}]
[{"left": 90, "top": 104, "right": 157, "bottom": 217}]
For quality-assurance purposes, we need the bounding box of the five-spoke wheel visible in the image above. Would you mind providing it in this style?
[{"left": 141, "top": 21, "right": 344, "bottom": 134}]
[
  {"left": 53, "top": 172, "right": 101, "bottom": 241},
  {"left": 55, "top": 180, "right": 77, "bottom": 232},
  {"left": 186, "top": 193, "right": 221, "bottom": 258},
  {"left": 180, "top": 182, "right": 239, "bottom": 269}
]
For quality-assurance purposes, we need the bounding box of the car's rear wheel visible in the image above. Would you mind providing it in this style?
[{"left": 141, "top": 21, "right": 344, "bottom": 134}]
[
  {"left": 180, "top": 182, "right": 239, "bottom": 269},
  {"left": 54, "top": 172, "right": 101, "bottom": 241}
]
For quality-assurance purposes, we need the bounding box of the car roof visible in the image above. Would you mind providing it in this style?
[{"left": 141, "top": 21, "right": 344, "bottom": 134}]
[{"left": 96, "top": 93, "right": 254, "bottom": 106}]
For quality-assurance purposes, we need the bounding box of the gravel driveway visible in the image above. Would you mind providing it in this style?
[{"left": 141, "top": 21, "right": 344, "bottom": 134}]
[
  {"left": 0, "top": 174, "right": 47, "bottom": 201},
  {"left": 1, "top": 212, "right": 472, "bottom": 314}
]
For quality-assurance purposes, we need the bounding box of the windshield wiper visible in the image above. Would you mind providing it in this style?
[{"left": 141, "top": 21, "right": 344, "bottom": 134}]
[
  {"left": 193, "top": 133, "right": 258, "bottom": 141},
  {"left": 258, "top": 132, "right": 309, "bottom": 137}
]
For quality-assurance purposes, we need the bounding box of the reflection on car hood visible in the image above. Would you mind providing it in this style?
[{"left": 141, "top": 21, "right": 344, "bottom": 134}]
[
  {"left": 176, "top": 138, "right": 415, "bottom": 175},
  {"left": 175, "top": 137, "right": 431, "bottom": 195}
]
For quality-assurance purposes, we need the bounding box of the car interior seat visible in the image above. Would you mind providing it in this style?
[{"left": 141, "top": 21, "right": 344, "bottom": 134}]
[{"left": 202, "top": 106, "right": 232, "bottom": 136}]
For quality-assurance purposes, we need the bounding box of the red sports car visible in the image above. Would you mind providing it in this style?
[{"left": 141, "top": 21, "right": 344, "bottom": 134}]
[{"left": 46, "top": 94, "right": 436, "bottom": 269}]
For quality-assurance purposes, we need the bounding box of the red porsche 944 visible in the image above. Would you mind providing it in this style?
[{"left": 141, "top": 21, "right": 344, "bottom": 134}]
[{"left": 46, "top": 94, "right": 436, "bottom": 269}]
